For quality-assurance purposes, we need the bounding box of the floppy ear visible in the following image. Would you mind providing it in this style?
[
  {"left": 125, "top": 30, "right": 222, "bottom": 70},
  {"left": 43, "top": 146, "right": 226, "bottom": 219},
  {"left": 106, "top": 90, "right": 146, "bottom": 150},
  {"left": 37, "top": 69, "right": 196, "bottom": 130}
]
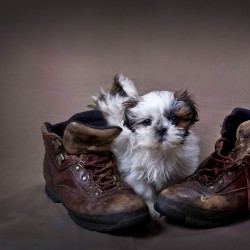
[
  {"left": 123, "top": 114, "right": 135, "bottom": 132},
  {"left": 122, "top": 98, "right": 140, "bottom": 131},
  {"left": 174, "top": 90, "right": 199, "bottom": 125},
  {"left": 110, "top": 74, "right": 138, "bottom": 97}
]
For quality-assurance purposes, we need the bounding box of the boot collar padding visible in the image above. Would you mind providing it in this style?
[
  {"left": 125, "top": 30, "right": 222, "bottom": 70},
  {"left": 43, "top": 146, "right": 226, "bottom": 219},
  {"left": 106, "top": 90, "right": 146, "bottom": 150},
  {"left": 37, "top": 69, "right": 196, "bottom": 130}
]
[
  {"left": 233, "top": 120, "right": 250, "bottom": 161},
  {"left": 63, "top": 122, "right": 122, "bottom": 154}
]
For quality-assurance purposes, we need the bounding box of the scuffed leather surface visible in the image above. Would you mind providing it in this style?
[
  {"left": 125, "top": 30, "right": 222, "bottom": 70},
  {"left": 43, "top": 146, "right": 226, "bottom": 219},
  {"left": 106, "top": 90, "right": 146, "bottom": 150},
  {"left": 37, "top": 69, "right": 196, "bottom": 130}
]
[{"left": 63, "top": 122, "right": 122, "bottom": 154}]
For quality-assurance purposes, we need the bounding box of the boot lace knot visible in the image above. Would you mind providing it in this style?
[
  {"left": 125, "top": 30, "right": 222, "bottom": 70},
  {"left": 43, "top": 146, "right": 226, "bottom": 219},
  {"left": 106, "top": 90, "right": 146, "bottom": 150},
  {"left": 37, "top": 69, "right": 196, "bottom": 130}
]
[
  {"left": 192, "top": 138, "right": 238, "bottom": 185},
  {"left": 77, "top": 152, "right": 121, "bottom": 192}
]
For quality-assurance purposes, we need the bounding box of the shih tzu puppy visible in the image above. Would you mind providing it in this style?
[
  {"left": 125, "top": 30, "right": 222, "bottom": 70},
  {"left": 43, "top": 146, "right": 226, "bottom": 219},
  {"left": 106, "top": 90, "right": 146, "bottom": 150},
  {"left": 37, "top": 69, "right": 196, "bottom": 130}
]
[{"left": 91, "top": 74, "right": 199, "bottom": 217}]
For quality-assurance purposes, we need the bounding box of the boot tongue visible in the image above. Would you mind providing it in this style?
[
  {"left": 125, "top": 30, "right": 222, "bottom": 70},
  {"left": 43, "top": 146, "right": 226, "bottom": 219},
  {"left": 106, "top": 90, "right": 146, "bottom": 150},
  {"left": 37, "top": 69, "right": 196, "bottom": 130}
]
[
  {"left": 232, "top": 120, "right": 250, "bottom": 161},
  {"left": 63, "top": 122, "right": 122, "bottom": 154}
]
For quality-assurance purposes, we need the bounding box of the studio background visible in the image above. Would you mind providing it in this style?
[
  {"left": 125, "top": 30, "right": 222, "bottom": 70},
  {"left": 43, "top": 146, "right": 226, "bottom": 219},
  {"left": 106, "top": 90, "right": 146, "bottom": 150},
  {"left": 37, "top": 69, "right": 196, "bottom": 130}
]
[{"left": 0, "top": 0, "right": 250, "bottom": 249}]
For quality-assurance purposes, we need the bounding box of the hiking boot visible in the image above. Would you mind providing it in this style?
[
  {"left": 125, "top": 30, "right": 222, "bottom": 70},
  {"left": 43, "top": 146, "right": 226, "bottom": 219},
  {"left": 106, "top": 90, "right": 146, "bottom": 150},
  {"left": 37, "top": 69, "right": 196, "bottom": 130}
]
[
  {"left": 41, "top": 110, "right": 150, "bottom": 232},
  {"left": 154, "top": 107, "right": 250, "bottom": 227}
]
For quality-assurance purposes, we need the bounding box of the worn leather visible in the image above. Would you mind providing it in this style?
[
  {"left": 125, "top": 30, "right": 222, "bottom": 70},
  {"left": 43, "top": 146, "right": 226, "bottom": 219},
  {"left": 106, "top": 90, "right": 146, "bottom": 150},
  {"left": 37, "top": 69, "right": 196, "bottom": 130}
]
[
  {"left": 234, "top": 120, "right": 250, "bottom": 210},
  {"left": 41, "top": 124, "right": 147, "bottom": 217},
  {"left": 63, "top": 121, "right": 122, "bottom": 154},
  {"left": 157, "top": 120, "right": 250, "bottom": 221}
]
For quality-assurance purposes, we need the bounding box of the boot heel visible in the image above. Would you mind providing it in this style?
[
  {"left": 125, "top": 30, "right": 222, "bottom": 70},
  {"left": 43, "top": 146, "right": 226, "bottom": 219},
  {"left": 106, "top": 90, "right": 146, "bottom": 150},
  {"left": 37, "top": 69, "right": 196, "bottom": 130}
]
[{"left": 45, "top": 184, "right": 60, "bottom": 203}]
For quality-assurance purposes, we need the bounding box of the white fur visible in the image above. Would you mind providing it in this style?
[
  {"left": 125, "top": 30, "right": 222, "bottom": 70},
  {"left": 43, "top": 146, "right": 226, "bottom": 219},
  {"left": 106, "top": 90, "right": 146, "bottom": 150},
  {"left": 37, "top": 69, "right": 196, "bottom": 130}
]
[{"left": 92, "top": 74, "right": 200, "bottom": 217}]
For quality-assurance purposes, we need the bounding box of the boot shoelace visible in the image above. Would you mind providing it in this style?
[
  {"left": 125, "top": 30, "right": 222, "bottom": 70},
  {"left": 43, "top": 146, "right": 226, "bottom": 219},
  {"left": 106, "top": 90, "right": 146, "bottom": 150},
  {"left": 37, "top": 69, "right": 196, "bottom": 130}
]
[
  {"left": 192, "top": 138, "right": 237, "bottom": 185},
  {"left": 78, "top": 152, "right": 120, "bottom": 192}
]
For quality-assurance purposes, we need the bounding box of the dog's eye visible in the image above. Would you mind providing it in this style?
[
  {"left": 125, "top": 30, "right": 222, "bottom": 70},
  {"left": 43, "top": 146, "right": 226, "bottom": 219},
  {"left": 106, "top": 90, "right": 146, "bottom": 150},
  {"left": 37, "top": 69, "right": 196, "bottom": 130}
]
[
  {"left": 169, "top": 116, "right": 179, "bottom": 125},
  {"left": 140, "top": 119, "right": 152, "bottom": 126}
]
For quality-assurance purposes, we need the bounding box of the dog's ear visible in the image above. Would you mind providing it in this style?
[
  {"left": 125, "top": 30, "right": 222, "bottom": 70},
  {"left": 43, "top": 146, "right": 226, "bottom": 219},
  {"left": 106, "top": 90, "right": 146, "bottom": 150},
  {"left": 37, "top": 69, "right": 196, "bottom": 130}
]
[
  {"left": 174, "top": 90, "right": 199, "bottom": 125},
  {"left": 123, "top": 98, "right": 140, "bottom": 131},
  {"left": 110, "top": 74, "right": 138, "bottom": 98},
  {"left": 123, "top": 114, "right": 135, "bottom": 132}
]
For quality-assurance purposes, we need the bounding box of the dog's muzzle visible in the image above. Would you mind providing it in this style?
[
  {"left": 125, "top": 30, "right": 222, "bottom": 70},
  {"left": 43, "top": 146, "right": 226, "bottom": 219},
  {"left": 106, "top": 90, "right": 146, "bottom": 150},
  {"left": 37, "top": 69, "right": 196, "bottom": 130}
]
[{"left": 156, "top": 127, "right": 168, "bottom": 142}]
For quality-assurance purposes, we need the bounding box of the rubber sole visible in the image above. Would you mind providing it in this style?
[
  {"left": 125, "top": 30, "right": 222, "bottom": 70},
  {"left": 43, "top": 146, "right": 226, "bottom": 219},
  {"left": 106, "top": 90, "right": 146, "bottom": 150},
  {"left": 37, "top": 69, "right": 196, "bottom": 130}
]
[
  {"left": 154, "top": 198, "right": 248, "bottom": 228},
  {"left": 45, "top": 184, "right": 150, "bottom": 232}
]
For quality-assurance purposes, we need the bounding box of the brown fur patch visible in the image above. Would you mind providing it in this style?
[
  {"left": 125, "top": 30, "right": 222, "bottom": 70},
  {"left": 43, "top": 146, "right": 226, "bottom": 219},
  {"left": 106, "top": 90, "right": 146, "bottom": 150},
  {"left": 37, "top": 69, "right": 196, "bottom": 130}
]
[
  {"left": 174, "top": 90, "right": 199, "bottom": 128},
  {"left": 122, "top": 98, "right": 140, "bottom": 131},
  {"left": 110, "top": 74, "right": 128, "bottom": 97}
]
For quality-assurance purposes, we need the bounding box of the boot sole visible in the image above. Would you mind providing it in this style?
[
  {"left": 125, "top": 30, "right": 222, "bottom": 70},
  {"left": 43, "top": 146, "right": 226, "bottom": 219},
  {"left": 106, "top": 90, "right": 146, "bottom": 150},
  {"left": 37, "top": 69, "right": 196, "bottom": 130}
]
[
  {"left": 154, "top": 198, "right": 248, "bottom": 228},
  {"left": 45, "top": 184, "right": 150, "bottom": 232}
]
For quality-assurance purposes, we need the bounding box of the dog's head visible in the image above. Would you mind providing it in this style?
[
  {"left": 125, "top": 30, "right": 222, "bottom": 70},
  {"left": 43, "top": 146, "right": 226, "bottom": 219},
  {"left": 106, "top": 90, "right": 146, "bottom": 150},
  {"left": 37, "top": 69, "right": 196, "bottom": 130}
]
[{"left": 123, "top": 90, "right": 198, "bottom": 150}]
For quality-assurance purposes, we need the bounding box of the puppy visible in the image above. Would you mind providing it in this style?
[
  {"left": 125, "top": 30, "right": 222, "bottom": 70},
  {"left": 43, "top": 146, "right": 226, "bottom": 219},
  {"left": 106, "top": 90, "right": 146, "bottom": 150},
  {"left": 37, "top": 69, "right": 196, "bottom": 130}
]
[{"left": 91, "top": 74, "right": 199, "bottom": 216}]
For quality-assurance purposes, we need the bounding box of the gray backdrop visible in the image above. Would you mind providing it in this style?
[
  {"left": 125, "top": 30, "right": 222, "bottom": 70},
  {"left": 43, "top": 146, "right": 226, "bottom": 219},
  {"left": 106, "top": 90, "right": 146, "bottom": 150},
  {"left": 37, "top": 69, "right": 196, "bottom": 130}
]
[{"left": 1, "top": 0, "right": 250, "bottom": 249}]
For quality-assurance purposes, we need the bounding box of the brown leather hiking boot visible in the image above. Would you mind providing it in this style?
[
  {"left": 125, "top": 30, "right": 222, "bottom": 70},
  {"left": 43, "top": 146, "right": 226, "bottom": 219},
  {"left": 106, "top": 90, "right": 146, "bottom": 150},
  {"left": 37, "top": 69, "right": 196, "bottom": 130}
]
[
  {"left": 41, "top": 110, "right": 150, "bottom": 232},
  {"left": 155, "top": 107, "right": 250, "bottom": 227}
]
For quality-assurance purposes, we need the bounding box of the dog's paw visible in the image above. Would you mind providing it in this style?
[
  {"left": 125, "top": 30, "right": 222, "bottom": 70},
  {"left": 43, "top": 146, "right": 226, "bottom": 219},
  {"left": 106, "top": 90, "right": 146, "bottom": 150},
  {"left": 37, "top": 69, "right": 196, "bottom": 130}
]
[
  {"left": 146, "top": 201, "right": 161, "bottom": 218},
  {"left": 150, "top": 209, "right": 161, "bottom": 218}
]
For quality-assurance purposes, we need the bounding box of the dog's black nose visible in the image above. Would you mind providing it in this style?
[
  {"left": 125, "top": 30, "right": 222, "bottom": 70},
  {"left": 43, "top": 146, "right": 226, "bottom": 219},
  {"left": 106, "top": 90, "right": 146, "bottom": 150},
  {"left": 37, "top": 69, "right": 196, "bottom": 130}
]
[{"left": 156, "top": 127, "right": 167, "bottom": 137}]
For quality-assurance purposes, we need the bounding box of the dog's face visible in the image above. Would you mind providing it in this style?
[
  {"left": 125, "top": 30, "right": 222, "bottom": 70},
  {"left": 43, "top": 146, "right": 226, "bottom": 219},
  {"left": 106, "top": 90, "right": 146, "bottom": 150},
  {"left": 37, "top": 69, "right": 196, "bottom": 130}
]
[{"left": 123, "top": 90, "right": 198, "bottom": 150}]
